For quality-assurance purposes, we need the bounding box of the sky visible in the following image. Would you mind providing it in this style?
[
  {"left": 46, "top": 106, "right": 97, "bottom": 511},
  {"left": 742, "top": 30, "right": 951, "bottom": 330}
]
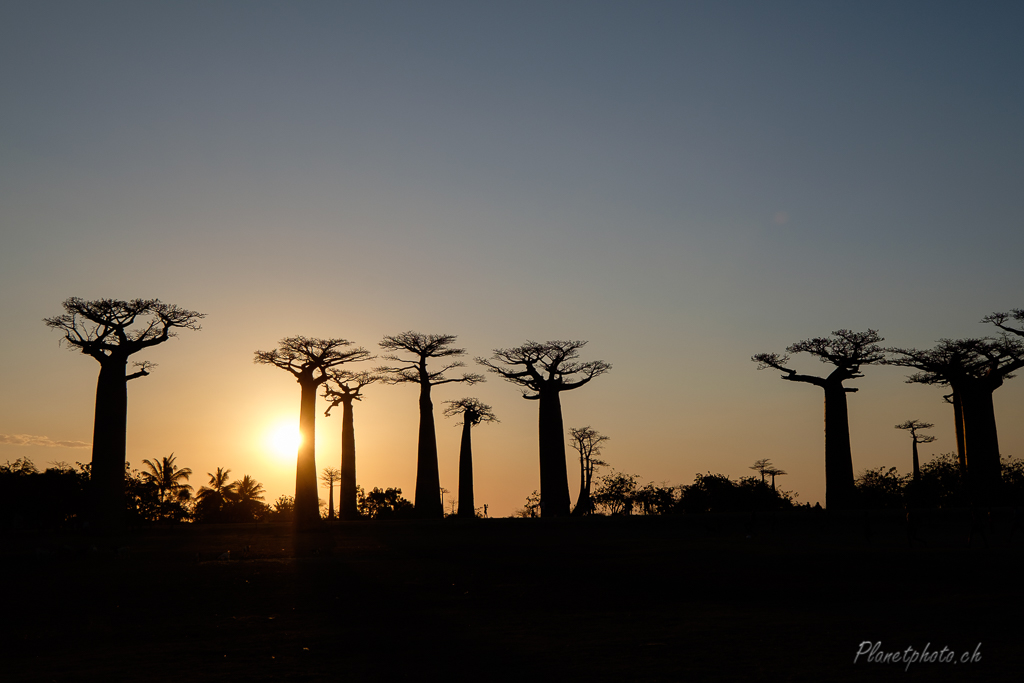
[{"left": 2, "top": 0, "right": 1023, "bottom": 516}]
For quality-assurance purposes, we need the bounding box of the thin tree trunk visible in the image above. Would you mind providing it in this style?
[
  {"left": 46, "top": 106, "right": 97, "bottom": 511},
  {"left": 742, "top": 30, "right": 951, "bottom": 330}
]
[
  {"left": 294, "top": 379, "right": 321, "bottom": 529},
  {"left": 327, "top": 477, "right": 335, "bottom": 520},
  {"left": 91, "top": 358, "right": 128, "bottom": 529},
  {"left": 572, "top": 452, "right": 589, "bottom": 516},
  {"left": 912, "top": 439, "right": 921, "bottom": 482},
  {"left": 822, "top": 384, "right": 856, "bottom": 510},
  {"left": 538, "top": 390, "right": 570, "bottom": 516},
  {"left": 952, "top": 390, "right": 967, "bottom": 477},
  {"left": 414, "top": 383, "right": 443, "bottom": 518},
  {"left": 339, "top": 399, "right": 359, "bottom": 520},
  {"left": 457, "top": 420, "right": 474, "bottom": 518}
]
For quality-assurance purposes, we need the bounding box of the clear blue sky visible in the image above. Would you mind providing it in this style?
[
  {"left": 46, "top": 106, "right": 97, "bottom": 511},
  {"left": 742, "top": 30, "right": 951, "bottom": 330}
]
[{"left": 2, "top": 1, "right": 1023, "bottom": 515}]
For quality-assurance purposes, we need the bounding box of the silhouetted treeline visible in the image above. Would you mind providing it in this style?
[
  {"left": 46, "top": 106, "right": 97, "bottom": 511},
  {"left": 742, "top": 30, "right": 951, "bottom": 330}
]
[
  {"left": 516, "top": 469, "right": 797, "bottom": 517},
  {"left": 856, "top": 453, "right": 1024, "bottom": 509}
]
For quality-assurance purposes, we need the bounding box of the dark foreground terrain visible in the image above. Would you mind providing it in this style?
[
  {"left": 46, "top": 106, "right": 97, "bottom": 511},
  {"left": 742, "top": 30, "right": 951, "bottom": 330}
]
[{"left": 5, "top": 510, "right": 1022, "bottom": 682}]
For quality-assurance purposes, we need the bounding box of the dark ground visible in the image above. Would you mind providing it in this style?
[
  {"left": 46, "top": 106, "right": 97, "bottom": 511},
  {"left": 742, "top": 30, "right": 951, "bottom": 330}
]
[{"left": 5, "top": 510, "right": 1022, "bottom": 682}]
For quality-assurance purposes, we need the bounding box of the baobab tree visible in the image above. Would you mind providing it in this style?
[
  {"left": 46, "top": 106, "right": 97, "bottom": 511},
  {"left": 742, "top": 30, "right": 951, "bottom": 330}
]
[
  {"left": 765, "top": 465, "right": 787, "bottom": 490},
  {"left": 752, "top": 329, "right": 884, "bottom": 510},
  {"left": 254, "top": 337, "right": 372, "bottom": 529},
  {"left": 894, "top": 420, "right": 937, "bottom": 482},
  {"left": 982, "top": 308, "right": 1024, "bottom": 337},
  {"left": 568, "top": 426, "right": 609, "bottom": 516},
  {"left": 478, "top": 340, "right": 611, "bottom": 517},
  {"left": 443, "top": 398, "right": 498, "bottom": 518},
  {"left": 44, "top": 297, "right": 204, "bottom": 528},
  {"left": 323, "top": 371, "right": 380, "bottom": 520},
  {"left": 887, "top": 336, "right": 1024, "bottom": 500},
  {"left": 319, "top": 466, "right": 341, "bottom": 520},
  {"left": 377, "top": 332, "right": 484, "bottom": 518},
  {"left": 749, "top": 458, "right": 773, "bottom": 483}
]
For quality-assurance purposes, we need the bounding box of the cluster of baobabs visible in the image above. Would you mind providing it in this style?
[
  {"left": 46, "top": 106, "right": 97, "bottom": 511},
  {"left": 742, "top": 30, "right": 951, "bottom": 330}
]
[
  {"left": 44, "top": 297, "right": 610, "bottom": 529},
  {"left": 752, "top": 308, "right": 1024, "bottom": 510}
]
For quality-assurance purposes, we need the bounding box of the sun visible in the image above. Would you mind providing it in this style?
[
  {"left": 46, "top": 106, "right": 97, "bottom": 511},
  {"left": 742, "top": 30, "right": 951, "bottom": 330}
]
[{"left": 266, "top": 421, "right": 302, "bottom": 459}]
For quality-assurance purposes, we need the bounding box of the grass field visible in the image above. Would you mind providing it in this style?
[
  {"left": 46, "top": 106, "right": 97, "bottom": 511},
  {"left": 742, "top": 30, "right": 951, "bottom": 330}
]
[{"left": 6, "top": 511, "right": 1022, "bottom": 682}]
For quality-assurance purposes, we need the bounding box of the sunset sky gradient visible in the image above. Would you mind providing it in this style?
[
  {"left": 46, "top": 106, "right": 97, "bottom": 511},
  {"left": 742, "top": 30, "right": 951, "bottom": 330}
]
[{"left": 2, "top": 1, "right": 1023, "bottom": 515}]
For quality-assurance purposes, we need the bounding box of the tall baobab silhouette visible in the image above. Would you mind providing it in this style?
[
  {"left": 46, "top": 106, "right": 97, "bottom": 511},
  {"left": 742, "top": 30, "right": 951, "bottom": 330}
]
[
  {"left": 378, "top": 332, "right": 483, "bottom": 518},
  {"left": 887, "top": 336, "right": 1024, "bottom": 500},
  {"left": 752, "top": 329, "right": 884, "bottom": 510},
  {"left": 443, "top": 398, "right": 498, "bottom": 518},
  {"left": 254, "top": 337, "right": 372, "bottom": 529},
  {"left": 44, "top": 297, "right": 204, "bottom": 528},
  {"left": 478, "top": 340, "right": 611, "bottom": 517},
  {"left": 323, "top": 371, "right": 380, "bottom": 520},
  {"left": 895, "top": 420, "right": 937, "bottom": 482},
  {"left": 568, "top": 426, "right": 608, "bottom": 516}
]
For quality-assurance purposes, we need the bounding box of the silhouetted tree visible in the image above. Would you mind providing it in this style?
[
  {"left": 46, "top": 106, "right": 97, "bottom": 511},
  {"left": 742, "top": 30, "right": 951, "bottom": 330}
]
[
  {"left": 855, "top": 466, "right": 910, "bottom": 509},
  {"left": 194, "top": 467, "right": 235, "bottom": 522},
  {"left": 378, "top": 332, "right": 483, "bottom": 518},
  {"left": 982, "top": 308, "right": 1024, "bottom": 338},
  {"left": 886, "top": 337, "right": 1024, "bottom": 500},
  {"left": 568, "top": 426, "right": 609, "bottom": 516},
  {"left": 443, "top": 398, "right": 498, "bottom": 518},
  {"left": 140, "top": 454, "right": 193, "bottom": 522},
  {"left": 752, "top": 329, "right": 884, "bottom": 510},
  {"left": 895, "top": 420, "right": 937, "bottom": 482},
  {"left": 322, "top": 371, "right": 380, "bottom": 520},
  {"left": 750, "top": 458, "right": 773, "bottom": 483},
  {"left": 320, "top": 466, "right": 341, "bottom": 520},
  {"left": 592, "top": 470, "right": 639, "bottom": 515},
  {"left": 44, "top": 297, "right": 204, "bottom": 528},
  {"left": 765, "top": 465, "right": 787, "bottom": 490},
  {"left": 359, "top": 487, "right": 414, "bottom": 519},
  {"left": 479, "top": 341, "right": 611, "bottom": 517},
  {"left": 254, "top": 337, "right": 372, "bottom": 529},
  {"left": 229, "top": 475, "right": 267, "bottom": 522}
]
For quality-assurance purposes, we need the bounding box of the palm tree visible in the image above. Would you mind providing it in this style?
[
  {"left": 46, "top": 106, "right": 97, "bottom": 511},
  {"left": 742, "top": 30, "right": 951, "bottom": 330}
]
[
  {"left": 140, "top": 453, "right": 193, "bottom": 521},
  {"left": 195, "top": 467, "right": 236, "bottom": 521},
  {"left": 231, "top": 474, "right": 267, "bottom": 522}
]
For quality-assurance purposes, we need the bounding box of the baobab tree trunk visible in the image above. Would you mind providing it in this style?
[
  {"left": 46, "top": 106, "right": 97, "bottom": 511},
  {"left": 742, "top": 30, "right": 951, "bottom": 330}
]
[
  {"left": 295, "top": 380, "right": 321, "bottom": 529},
  {"left": 911, "top": 439, "right": 921, "bottom": 482},
  {"left": 951, "top": 391, "right": 967, "bottom": 477},
  {"left": 538, "top": 390, "right": 571, "bottom": 517},
  {"left": 90, "top": 358, "right": 129, "bottom": 529},
  {"left": 339, "top": 399, "right": 359, "bottom": 520},
  {"left": 960, "top": 386, "right": 1001, "bottom": 502},
  {"left": 414, "top": 383, "right": 443, "bottom": 518},
  {"left": 326, "top": 478, "right": 335, "bottom": 520},
  {"left": 457, "top": 419, "right": 475, "bottom": 518},
  {"left": 822, "top": 384, "right": 856, "bottom": 510}
]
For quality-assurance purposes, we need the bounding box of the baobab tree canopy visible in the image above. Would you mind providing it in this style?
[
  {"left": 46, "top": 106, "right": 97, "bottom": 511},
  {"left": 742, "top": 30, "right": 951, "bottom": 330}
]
[
  {"left": 44, "top": 297, "right": 205, "bottom": 528},
  {"left": 752, "top": 329, "right": 884, "bottom": 510},
  {"left": 479, "top": 340, "right": 610, "bottom": 516}
]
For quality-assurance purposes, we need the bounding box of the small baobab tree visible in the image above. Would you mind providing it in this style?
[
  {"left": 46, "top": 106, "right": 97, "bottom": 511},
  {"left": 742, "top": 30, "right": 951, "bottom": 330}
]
[
  {"left": 443, "top": 398, "right": 498, "bottom": 518},
  {"left": 765, "top": 466, "right": 787, "bottom": 490},
  {"left": 752, "top": 329, "right": 884, "bottom": 510},
  {"left": 44, "top": 297, "right": 204, "bottom": 528},
  {"left": 322, "top": 371, "right": 380, "bottom": 520},
  {"left": 568, "top": 426, "right": 609, "bottom": 516},
  {"left": 254, "top": 336, "right": 373, "bottom": 529},
  {"left": 320, "top": 466, "right": 341, "bottom": 520},
  {"left": 895, "top": 420, "right": 937, "bottom": 482},
  {"left": 479, "top": 340, "right": 611, "bottom": 517},
  {"left": 750, "top": 458, "right": 773, "bottom": 484},
  {"left": 377, "top": 332, "right": 484, "bottom": 518}
]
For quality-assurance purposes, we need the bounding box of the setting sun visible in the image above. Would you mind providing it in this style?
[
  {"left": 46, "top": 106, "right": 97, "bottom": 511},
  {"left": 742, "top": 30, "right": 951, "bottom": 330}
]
[{"left": 266, "top": 421, "right": 302, "bottom": 459}]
